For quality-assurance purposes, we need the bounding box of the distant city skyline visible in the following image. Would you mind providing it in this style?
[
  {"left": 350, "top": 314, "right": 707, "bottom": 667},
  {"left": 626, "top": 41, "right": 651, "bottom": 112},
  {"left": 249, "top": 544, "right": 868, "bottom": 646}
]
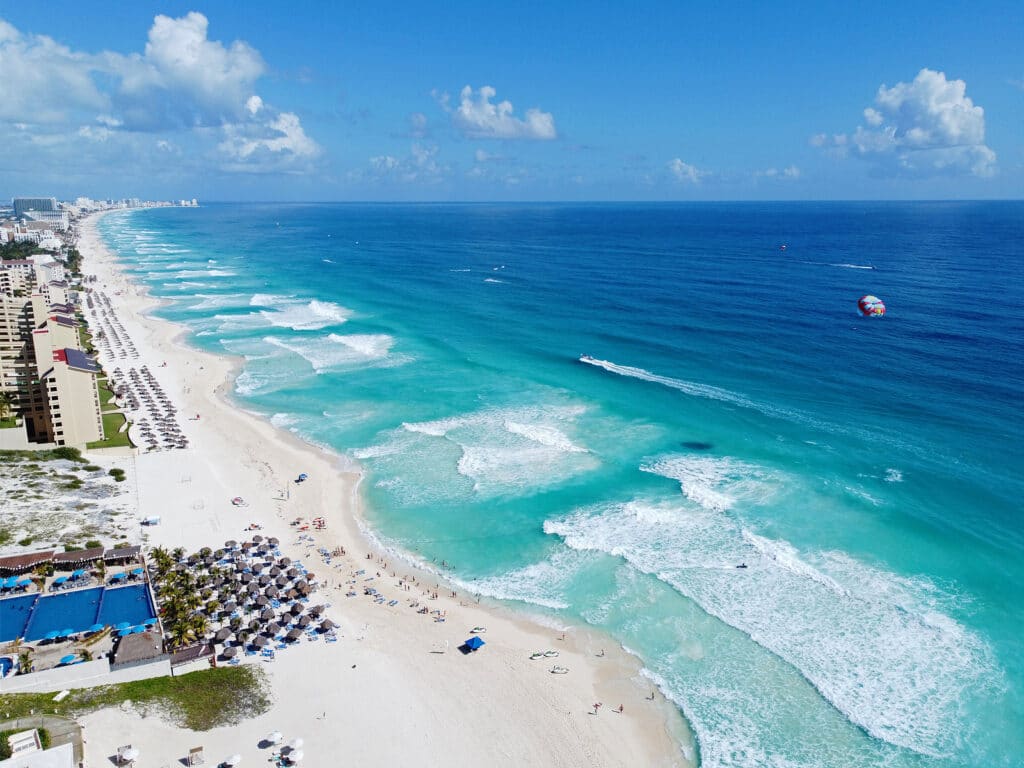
[{"left": 1, "top": 2, "right": 1022, "bottom": 201}]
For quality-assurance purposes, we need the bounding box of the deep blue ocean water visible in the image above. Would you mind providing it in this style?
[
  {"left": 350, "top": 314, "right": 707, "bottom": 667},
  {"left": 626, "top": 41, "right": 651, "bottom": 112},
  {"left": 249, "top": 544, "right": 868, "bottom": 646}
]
[{"left": 99, "top": 202, "right": 1023, "bottom": 767}]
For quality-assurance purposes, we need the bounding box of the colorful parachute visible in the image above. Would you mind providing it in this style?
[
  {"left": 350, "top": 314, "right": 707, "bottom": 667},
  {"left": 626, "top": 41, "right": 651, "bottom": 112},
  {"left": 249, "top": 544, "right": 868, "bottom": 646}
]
[{"left": 858, "top": 295, "right": 886, "bottom": 317}]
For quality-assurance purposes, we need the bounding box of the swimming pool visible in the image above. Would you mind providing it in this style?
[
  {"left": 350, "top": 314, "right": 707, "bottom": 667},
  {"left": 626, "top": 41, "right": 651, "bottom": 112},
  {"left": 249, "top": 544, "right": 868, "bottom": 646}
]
[{"left": 0, "top": 584, "right": 156, "bottom": 642}]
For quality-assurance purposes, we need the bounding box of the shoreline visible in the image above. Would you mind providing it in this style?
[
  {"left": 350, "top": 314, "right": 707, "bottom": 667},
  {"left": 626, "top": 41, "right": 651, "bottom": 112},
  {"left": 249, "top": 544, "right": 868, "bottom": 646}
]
[{"left": 77, "top": 209, "right": 696, "bottom": 767}]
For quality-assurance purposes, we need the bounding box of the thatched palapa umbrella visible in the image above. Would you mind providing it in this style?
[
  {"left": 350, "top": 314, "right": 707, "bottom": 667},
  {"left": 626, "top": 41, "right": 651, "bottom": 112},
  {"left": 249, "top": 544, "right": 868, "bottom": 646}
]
[
  {"left": 319, "top": 618, "right": 335, "bottom": 631},
  {"left": 259, "top": 608, "right": 275, "bottom": 621},
  {"left": 215, "top": 627, "right": 232, "bottom": 642},
  {"left": 286, "top": 628, "right": 303, "bottom": 641}
]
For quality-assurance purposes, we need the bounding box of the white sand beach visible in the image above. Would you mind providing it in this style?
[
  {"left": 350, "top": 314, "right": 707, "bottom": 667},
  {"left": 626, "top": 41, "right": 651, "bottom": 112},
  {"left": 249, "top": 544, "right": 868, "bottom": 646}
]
[{"left": 74, "top": 212, "right": 694, "bottom": 767}]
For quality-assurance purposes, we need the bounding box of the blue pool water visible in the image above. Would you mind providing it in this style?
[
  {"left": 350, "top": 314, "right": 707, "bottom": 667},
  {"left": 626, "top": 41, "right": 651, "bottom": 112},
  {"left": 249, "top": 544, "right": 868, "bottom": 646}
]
[{"left": 0, "top": 585, "right": 156, "bottom": 642}]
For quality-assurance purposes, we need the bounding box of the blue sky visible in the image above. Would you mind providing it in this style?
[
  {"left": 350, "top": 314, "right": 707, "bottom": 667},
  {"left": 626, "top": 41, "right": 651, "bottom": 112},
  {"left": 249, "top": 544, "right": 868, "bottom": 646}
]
[{"left": 1, "top": 2, "right": 1021, "bottom": 201}]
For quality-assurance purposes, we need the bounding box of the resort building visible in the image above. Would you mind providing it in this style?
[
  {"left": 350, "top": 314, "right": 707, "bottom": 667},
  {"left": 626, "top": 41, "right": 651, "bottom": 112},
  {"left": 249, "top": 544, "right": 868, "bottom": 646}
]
[
  {"left": 12, "top": 197, "right": 58, "bottom": 218},
  {"left": 0, "top": 261, "right": 105, "bottom": 448}
]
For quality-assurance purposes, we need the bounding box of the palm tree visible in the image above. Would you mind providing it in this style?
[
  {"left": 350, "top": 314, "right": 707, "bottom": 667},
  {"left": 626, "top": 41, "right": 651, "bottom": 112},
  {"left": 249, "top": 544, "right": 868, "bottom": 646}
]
[{"left": 0, "top": 391, "right": 14, "bottom": 421}]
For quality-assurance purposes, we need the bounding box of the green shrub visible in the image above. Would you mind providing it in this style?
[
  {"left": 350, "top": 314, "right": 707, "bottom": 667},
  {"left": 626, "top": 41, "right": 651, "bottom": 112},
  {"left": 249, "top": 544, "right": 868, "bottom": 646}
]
[
  {"left": 108, "top": 468, "right": 125, "bottom": 478},
  {"left": 17, "top": 537, "right": 32, "bottom": 547},
  {"left": 85, "top": 539, "right": 102, "bottom": 548},
  {"left": 52, "top": 446, "right": 85, "bottom": 462},
  {"left": 84, "top": 464, "right": 102, "bottom": 472}
]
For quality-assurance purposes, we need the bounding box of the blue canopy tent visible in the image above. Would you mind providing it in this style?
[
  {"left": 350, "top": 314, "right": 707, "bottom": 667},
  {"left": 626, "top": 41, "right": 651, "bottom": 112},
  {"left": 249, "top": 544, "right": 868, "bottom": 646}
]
[
  {"left": 464, "top": 636, "right": 486, "bottom": 651},
  {"left": 59, "top": 654, "right": 77, "bottom": 665}
]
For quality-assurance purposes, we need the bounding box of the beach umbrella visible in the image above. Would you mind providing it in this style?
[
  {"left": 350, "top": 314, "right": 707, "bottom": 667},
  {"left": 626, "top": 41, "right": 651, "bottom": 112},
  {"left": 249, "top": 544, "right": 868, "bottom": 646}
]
[
  {"left": 464, "top": 636, "right": 486, "bottom": 651},
  {"left": 222, "top": 646, "right": 238, "bottom": 658},
  {"left": 88, "top": 623, "right": 105, "bottom": 633},
  {"left": 285, "top": 628, "right": 302, "bottom": 641},
  {"left": 144, "top": 618, "right": 158, "bottom": 627},
  {"left": 253, "top": 636, "right": 269, "bottom": 648},
  {"left": 265, "top": 586, "right": 279, "bottom": 598},
  {"left": 247, "top": 583, "right": 260, "bottom": 594},
  {"left": 319, "top": 619, "right": 335, "bottom": 631},
  {"left": 115, "top": 622, "right": 131, "bottom": 631},
  {"left": 240, "top": 573, "right": 253, "bottom": 584},
  {"left": 276, "top": 575, "right": 289, "bottom": 587},
  {"left": 252, "top": 534, "right": 264, "bottom": 543},
  {"left": 42, "top": 630, "right": 61, "bottom": 640},
  {"left": 297, "top": 615, "right": 311, "bottom": 628},
  {"left": 252, "top": 562, "right": 265, "bottom": 574},
  {"left": 266, "top": 731, "right": 283, "bottom": 745},
  {"left": 289, "top": 603, "right": 304, "bottom": 615},
  {"left": 131, "top": 625, "right": 146, "bottom": 634},
  {"left": 288, "top": 751, "right": 303, "bottom": 763},
  {"left": 215, "top": 627, "right": 232, "bottom": 641},
  {"left": 121, "top": 747, "right": 140, "bottom": 762},
  {"left": 260, "top": 608, "right": 275, "bottom": 621},
  {"left": 278, "top": 557, "right": 291, "bottom": 567},
  {"left": 117, "top": 627, "right": 133, "bottom": 638},
  {"left": 256, "top": 595, "right": 270, "bottom": 606},
  {"left": 286, "top": 567, "right": 300, "bottom": 578},
  {"left": 265, "top": 621, "right": 282, "bottom": 635},
  {"left": 60, "top": 628, "right": 75, "bottom": 638},
  {"left": 259, "top": 575, "right": 271, "bottom": 586},
  {"left": 59, "top": 654, "right": 77, "bottom": 665},
  {"left": 225, "top": 540, "right": 237, "bottom": 549},
  {"left": 309, "top": 605, "right": 324, "bottom": 616},
  {"left": 268, "top": 537, "right": 279, "bottom": 546},
  {"left": 224, "top": 755, "right": 242, "bottom": 767},
  {"left": 269, "top": 566, "right": 282, "bottom": 577},
  {"left": 248, "top": 618, "right": 261, "bottom": 631},
  {"left": 286, "top": 589, "right": 299, "bottom": 600}
]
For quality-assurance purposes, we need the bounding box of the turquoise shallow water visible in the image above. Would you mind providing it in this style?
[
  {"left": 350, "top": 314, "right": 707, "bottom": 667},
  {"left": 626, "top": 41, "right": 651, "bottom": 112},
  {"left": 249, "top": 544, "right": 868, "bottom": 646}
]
[{"left": 99, "top": 202, "right": 1023, "bottom": 767}]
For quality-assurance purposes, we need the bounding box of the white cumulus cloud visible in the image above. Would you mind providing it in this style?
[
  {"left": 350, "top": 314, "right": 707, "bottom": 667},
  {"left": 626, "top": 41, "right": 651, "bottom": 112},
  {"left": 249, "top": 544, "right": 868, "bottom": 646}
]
[
  {"left": 0, "top": 13, "right": 318, "bottom": 173},
  {"left": 668, "top": 158, "right": 706, "bottom": 183},
  {"left": 817, "top": 68, "right": 996, "bottom": 177},
  {"left": 449, "top": 85, "right": 556, "bottom": 140}
]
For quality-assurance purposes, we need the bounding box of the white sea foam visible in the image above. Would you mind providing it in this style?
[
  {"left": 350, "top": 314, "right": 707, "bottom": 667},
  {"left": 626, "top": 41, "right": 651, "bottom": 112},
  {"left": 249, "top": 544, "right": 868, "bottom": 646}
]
[
  {"left": 394, "top": 405, "right": 597, "bottom": 496},
  {"left": 189, "top": 293, "right": 249, "bottom": 311},
  {"left": 173, "top": 269, "right": 236, "bottom": 278},
  {"left": 641, "top": 455, "right": 776, "bottom": 512},
  {"left": 270, "top": 412, "right": 297, "bottom": 428},
  {"left": 885, "top": 468, "right": 904, "bottom": 483},
  {"left": 830, "top": 263, "right": 876, "bottom": 269},
  {"left": 453, "top": 549, "right": 594, "bottom": 610},
  {"left": 483, "top": 277, "right": 505, "bottom": 283},
  {"left": 250, "top": 293, "right": 292, "bottom": 307},
  {"left": 544, "top": 497, "right": 998, "bottom": 758},
  {"left": 260, "top": 299, "right": 352, "bottom": 331},
  {"left": 263, "top": 333, "right": 398, "bottom": 373}
]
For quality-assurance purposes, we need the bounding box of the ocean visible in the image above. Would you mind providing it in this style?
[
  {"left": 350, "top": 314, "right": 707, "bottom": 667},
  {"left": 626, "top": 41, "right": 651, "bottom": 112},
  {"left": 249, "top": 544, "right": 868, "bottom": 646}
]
[{"left": 98, "top": 202, "right": 1023, "bottom": 768}]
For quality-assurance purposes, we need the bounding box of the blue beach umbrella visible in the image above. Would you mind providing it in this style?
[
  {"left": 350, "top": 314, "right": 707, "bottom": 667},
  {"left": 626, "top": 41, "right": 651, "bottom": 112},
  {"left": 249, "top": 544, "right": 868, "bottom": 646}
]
[
  {"left": 88, "top": 623, "right": 105, "bottom": 633},
  {"left": 143, "top": 617, "right": 158, "bottom": 626},
  {"left": 53, "top": 576, "right": 68, "bottom": 585},
  {"left": 60, "top": 628, "right": 74, "bottom": 637},
  {"left": 16, "top": 578, "right": 31, "bottom": 586},
  {"left": 111, "top": 572, "right": 127, "bottom": 581},
  {"left": 464, "top": 636, "right": 485, "bottom": 651},
  {"left": 71, "top": 569, "right": 86, "bottom": 578},
  {"left": 117, "top": 627, "right": 134, "bottom": 637},
  {"left": 59, "top": 654, "right": 77, "bottom": 665},
  {"left": 115, "top": 622, "right": 131, "bottom": 631},
  {"left": 131, "top": 625, "right": 146, "bottom": 634},
  {"left": 131, "top": 568, "right": 144, "bottom": 576},
  {"left": 42, "top": 630, "right": 60, "bottom": 640}
]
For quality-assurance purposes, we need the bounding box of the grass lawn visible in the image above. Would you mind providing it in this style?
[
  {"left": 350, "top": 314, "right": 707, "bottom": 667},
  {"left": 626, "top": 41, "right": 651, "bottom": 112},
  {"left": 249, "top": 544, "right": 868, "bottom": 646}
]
[
  {"left": 86, "top": 412, "right": 133, "bottom": 450},
  {"left": 0, "top": 666, "right": 271, "bottom": 731},
  {"left": 0, "top": 416, "right": 17, "bottom": 429},
  {"left": 96, "top": 379, "right": 119, "bottom": 412}
]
